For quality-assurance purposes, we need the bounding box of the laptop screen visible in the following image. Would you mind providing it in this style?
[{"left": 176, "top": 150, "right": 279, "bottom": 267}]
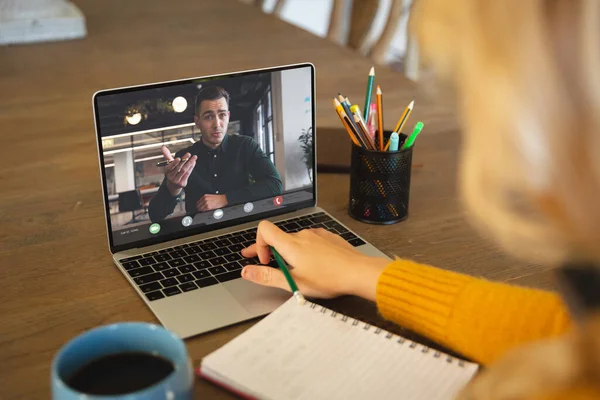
[{"left": 94, "top": 64, "right": 315, "bottom": 252}]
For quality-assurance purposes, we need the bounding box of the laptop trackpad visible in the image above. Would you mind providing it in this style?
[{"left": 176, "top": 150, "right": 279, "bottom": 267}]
[{"left": 224, "top": 278, "right": 290, "bottom": 316}]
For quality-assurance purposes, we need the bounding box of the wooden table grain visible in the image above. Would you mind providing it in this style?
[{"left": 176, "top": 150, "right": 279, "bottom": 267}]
[{"left": 0, "top": 0, "right": 554, "bottom": 398}]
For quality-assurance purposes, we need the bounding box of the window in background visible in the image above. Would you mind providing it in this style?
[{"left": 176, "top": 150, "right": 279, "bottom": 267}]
[{"left": 254, "top": 86, "right": 275, "bottom": 164}]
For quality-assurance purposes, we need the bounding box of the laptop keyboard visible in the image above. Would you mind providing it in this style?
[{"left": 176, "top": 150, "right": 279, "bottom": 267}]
[{"left": 118, "top": 212, "right": 366, "bottom": 302}]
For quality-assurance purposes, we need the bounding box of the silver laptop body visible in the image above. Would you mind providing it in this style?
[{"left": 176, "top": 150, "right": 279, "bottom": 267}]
[{"left": 92, "top": 63, "right": 389, "bottom": 339}]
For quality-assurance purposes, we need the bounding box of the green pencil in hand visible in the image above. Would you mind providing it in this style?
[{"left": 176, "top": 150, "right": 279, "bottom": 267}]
[{"left": 270, "top": 246, "right": 305, "bottom": 305}]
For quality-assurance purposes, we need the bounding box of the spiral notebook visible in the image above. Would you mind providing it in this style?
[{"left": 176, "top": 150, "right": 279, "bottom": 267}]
[{"left": 199, "top": 298, "right": 479, "bottom": 400}]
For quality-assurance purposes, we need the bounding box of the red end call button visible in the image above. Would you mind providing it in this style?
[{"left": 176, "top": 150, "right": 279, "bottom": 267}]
[{"left": 273, "top": 196, "right": 283, "bottom": 206}]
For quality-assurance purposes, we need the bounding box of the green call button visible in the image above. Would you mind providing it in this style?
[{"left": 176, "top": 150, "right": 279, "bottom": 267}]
[{"left": 149, "top": 223, "right": 161, "bottom": 234}]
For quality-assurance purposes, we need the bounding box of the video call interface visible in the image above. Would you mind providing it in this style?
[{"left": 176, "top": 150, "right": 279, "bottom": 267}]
[{"left": 95, "top": 65, "right": 315, "bottom": 247}]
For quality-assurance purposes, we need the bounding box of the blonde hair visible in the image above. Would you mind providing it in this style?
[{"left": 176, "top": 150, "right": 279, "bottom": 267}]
[{"left": 410, "top": 0, "right": 600, "bottom": 265}]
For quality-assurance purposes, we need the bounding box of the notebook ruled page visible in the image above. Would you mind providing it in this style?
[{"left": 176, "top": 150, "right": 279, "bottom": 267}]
[{"left": 201, "top": 298, "right": 478, "bottom": 400}]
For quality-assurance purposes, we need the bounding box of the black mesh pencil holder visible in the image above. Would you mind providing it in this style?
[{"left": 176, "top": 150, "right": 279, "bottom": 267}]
[{"left": 348, "top": 132, "right": 413, "bottom": 224}]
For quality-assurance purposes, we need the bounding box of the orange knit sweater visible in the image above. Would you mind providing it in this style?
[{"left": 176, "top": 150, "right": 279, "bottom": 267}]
[
  {"left": 375, "top": 259, "right": 572, "bottom": 366},
  {"left": 374, "top": 260, "right": 600, "bottom": 398}
]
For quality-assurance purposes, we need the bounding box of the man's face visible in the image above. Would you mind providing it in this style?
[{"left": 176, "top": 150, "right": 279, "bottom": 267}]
[{"left": 194, "top": 97, "right": 230, "bottom": 148}]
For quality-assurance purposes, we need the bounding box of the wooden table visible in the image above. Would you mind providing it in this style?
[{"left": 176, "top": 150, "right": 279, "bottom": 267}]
[{"left": 0, "top": 0, "right": 555, "bottom": 398}]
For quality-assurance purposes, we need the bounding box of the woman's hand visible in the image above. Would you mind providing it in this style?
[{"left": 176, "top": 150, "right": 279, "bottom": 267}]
[{"left": 240, "top": 220, "right": 390, "bottom": 300}]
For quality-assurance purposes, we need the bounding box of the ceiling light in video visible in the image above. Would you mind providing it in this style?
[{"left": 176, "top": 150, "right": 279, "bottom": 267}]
[
  {"left": 125, "top": 112, "right": 142, "bottom": 125},
  {"left": 172, "top": 96, "right": 187, "bottom": 113}
]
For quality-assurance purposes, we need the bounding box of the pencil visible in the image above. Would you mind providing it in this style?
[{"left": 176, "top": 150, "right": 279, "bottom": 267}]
[
  {"left": 333, "top": 98, "right": 364, "bottom": 147},
  {"left": 393, "top": 100, "right": 414, "bottom": 134},
  {"left": 350, "top": 105, "right": 377, "bottom": 150},
  {"left": 376, "top": 85, "right": 384, "bottom": 151},
  {"left": 339, "top": 95, "right": 362, "bottom": 141},
  {"left": 354, "top": 114, "right": 376, "bottom": 151},
  {"left": 270, "top": 246, "right": 305, "bottom": 304},
  {"left": 363, "top": 66, "right": 375, "bottom": 120}
]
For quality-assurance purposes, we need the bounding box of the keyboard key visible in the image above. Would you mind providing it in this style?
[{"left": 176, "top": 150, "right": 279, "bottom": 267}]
[
  {"left": 239, "top": 258, "right": 254, "bottom": 266},
  {"left": 283, "top": 222, "right": 301, "bottom": 230},
  {"left": 200, "top": 242, "right": 217, "bottom": 251},
  {"left": 298, "top": 219, "right": 312, "bottom": 227},
  {"left": 145, "top": 290, "right": 165, "bottom": 301},
  {"left": 176, "top": 273, "right": 195, "bottom": 283},
  {"left": 224, "top": 253, "right": 242, "bottom": 262},
  {"left": 216, "top": 270, "right": 242, "bottom": 283},
  {"left": 169, "top": 250, "right": 187, "bottom": 258},
  {"left": 168, "top": 259, "right": 186, "bottom": 268},
  {"left": 134, "top": 272, "right": 164, "bottom": 285},
  {"left": 332, "top": 223, "right": 348, "bottom": 234},
  {"left": 173, "top": 246, "right": 183, "bottom": 250},
  {"left": 214, "top": 247, "right": 231, "bottom": 256},
  {"left": 178, "top": 265, "right": 196, "bottom": 274},
  {"left": 138, "top": 257, "right": 155, "bottom": 266},
  {"left": 139, "top": 282, "right": 162, "bottom": 293},
  {"left": 128, "top": 266, "right": 154, "bottom": 278},
  {"left": 193, "top": 270, "right": 211, "bottom": 280},
  {"left": 158, "top": 248, "right": 170, "bottom": 254},
  {"left": 341, "top": 232, "right": 357, "bottom": 241},
  {"left": 121, "top": 260, "right": 140, "bottom": 270},
  {"left": 163, "top": 286, "right": 182, "bottom": 297},
  {"left": 196, "top": 277, "right": 219, "bottom": 288},
  {"left": 185, "top": 246, "right": 202, "bottom": 255},
  {"left": 228, "top": 235, "right": 245, "bottom": 244},
  {"left": 349, "top": 238, "right": 366, "bottom": 247},
  {"left": 183, "top": 254, "right": 201, "bottom": 263},
  {"left": 243, "top": 241, "right": 254, "bottom": 248},
  {"left": 214, "top": 239, "right": 231, "bottom": 247},
  {"left": 194, "top": 261, "right": 211, "bottom": 270},
  {"left": 153, "top": 253, "right": 171, "bottom": 262},
  {"left": 147, "top": 251, "right": 159, "bottom": 256},
  {"left": 243, "top": 233, "right": 256, "bottom": 241},
  {"left": 229, "top": 243, "right": 244, "bottom": 252},
  {"left": 153, "top": 262, "right": 170, "bottom": 271},
  {"left": 208, "top": 266, "right": 227, "bottom": 275},
  {"left": 311, "top": 214, "right": 331, "bottom": 223},
  {"left": 198, "top": 251, "right": 216, "bottom": 260},
  {"left": 179, "top": 282, "right": 198, "bottom": 292},
  {"left": 209, "top": 257, "right": 227, "bottom": 266},
  {"left": 163, "top": 269, "right": 180, "bottom": 278},
  {"left": 161, "top": 278, "right": 179, "bottom": 288},
  {"left": 224, "top": 261, "right": 242, "bottom": 271},
  {"left": 121, "top": 255, "right": 142, "bottom": 262}
]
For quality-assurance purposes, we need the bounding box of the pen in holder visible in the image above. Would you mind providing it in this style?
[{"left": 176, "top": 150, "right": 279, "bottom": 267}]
[{"left": 348, "top": 131, "right": 413, "bottom": 224}]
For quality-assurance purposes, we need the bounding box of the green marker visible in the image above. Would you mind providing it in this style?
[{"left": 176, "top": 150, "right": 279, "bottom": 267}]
[
  {"left": 270, "top": 246, "right": 305, "bottom": 305},
  {"left": 363, "top": 66, "right": 375, "bottom": 120},
  {"left": 401, "top": 121, "right": 424, "bottom": 150}
]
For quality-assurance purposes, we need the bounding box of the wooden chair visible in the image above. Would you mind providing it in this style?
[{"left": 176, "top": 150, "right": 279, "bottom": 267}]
[{"left": 253, "top": 0, "right": 418, "bottom": 79}]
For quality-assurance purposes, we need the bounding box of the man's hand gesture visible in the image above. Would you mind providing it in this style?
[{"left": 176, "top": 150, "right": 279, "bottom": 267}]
[{"left": 161, "top": 146, "right": 197, "bottom": 197}]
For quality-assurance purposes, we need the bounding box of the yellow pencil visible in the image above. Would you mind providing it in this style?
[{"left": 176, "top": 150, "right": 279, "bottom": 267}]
[
  {"left": 376, "top": 86, "right": 384, "bottom": 151},
  {"left": 333, "top": 98, "right": 362, "bottom": 147},
  {"left": 393, "top": 100, "right": 414, "bottom": 134}
]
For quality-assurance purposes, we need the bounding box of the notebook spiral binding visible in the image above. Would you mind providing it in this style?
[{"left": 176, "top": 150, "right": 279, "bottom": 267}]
[{"left": 308, "top": 301, "right": 466, "bottom": 368}]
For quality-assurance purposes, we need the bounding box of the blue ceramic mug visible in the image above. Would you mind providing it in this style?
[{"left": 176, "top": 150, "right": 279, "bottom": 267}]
[{"left": 51, "top": 322, "right": 193, "bottom": 399}]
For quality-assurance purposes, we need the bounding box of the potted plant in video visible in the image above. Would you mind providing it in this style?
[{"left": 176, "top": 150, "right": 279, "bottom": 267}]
[{"left": 297, "top": 127, "right": 313, "bottom": 184}]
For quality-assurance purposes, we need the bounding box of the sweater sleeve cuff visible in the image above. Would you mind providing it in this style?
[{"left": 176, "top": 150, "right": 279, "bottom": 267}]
[{"left": 376, "top": 259, "right": 474, "bottom": 340}]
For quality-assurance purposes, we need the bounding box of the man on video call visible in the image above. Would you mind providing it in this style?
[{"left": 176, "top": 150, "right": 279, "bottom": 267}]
[{"left": 148, "top": 86, "right": 283, "bottom": 222}]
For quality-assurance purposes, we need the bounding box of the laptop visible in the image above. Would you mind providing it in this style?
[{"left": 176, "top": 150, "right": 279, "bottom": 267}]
[{"left": 92, "top": 63, "right": 390, "bottom": 339}]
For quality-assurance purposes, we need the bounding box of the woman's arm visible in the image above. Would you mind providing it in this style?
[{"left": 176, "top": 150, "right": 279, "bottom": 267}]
[{"left": 375, "top": 259, "right": 572, "bottom": 365}]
